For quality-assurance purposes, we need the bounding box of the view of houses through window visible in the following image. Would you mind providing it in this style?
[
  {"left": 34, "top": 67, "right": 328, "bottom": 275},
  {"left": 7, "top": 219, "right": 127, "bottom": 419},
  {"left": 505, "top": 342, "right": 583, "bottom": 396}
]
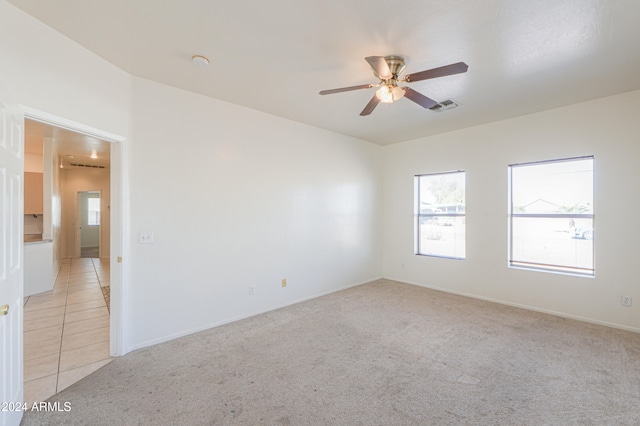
[
  {"left": 414, "top": 157, "right": 594, "bottom": 276},
  {"left": 415, "top": 171, "right": 466, "bottom": 259},
  {"left": 508, "top": 157, "right": 594, "bottom": 275}
]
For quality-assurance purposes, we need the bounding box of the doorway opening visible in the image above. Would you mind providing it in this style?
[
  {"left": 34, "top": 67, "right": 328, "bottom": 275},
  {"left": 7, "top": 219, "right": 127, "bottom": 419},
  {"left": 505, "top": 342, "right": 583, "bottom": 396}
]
[{"left": 21, "top": 110, "right": 124, "bottom": 405}]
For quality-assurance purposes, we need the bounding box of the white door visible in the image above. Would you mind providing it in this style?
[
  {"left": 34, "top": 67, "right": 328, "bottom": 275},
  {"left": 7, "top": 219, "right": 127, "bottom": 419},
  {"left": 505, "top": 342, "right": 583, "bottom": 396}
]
[{"left": 0, "top": 83, "right": 25, "bottom": 425}]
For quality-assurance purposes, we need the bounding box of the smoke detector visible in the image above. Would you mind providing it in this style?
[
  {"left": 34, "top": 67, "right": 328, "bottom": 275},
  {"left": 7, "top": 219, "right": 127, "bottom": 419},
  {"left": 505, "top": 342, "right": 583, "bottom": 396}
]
[{"left": 191, "top": 55, "right": 210, "bottom": 68}]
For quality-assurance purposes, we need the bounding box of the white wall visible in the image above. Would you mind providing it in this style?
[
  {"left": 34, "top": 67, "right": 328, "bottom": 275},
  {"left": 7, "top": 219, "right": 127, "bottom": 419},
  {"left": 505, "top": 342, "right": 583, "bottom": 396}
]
[
  {"left": 23, "top": 215, "right": 43, "bottom": 235},
  {"left": 127, "top": 77, "right": 382, "bottom": 349},
  {"left": 0, "top": 2, "right": 131, "bottom": 138},
  {"left": 383, "top": 90, "right": 640, "bottom": 332},
  {"left": 0, "top": 1, "right": 383, "bottom": 354},
  {"left": 5, "top": 0, "right": 637, "bottom": 357}
]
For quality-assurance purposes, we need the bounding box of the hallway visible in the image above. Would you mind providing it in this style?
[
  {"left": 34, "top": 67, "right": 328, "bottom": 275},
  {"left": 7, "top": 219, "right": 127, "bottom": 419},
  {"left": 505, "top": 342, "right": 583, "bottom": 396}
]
[{"left": 23, "top": 258, "right": 111, "bottom": 405}]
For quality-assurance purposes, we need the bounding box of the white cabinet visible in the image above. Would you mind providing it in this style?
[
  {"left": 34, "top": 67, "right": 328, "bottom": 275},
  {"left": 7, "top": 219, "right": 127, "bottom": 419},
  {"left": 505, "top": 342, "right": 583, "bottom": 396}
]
[{"left": 24, "top": 241, "right": 53, "bottom": 296}]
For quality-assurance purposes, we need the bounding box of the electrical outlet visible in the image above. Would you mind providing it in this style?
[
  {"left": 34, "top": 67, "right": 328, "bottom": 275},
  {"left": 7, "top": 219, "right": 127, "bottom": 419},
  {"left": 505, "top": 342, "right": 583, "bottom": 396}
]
[
  {"left": 621, "top": 296, "right": 632, "bottom": 307},
  {"left": 249, "top": 285, "right": 255, "bottom": 296},
  {"left": 282, "top": 278, "right": 287, "bottom": 288}
]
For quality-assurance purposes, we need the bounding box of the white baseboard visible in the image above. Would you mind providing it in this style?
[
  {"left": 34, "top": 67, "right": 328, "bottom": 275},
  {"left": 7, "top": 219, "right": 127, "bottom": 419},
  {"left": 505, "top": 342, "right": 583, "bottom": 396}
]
[
  {"left": 385, "top": 276, "right": 640, "bottom": 334},
  {"left": 124, "top": 276, "right": 383, "bottom": 354}
]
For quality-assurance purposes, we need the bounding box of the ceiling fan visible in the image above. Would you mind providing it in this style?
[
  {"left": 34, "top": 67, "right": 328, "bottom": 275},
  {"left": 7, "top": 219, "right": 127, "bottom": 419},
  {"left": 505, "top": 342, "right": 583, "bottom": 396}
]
[{"left": 319, "top": 56, "right": 468, "bottom": 116}]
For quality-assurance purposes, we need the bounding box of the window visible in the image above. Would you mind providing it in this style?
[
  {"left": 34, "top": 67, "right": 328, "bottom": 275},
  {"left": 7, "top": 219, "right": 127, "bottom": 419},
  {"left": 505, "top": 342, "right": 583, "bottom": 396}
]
[
  {"left": 415, "top": 171, "right": 465, "bottom": 259},
  {"left": 509, "top": 157, "right": 594, "bottom": 275},
  {"left": 87, "top": 197, "right": 100, "bottom": 226}
]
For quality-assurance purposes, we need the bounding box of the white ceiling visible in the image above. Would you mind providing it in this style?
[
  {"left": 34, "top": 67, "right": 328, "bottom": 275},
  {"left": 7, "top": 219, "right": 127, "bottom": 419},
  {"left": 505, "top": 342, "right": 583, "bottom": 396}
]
[
  {"left": 9, "top": 0, "right": 640, "bottom": 145},
  {"left": 25, "top": 119, "right": 111, "bottom": 168}
]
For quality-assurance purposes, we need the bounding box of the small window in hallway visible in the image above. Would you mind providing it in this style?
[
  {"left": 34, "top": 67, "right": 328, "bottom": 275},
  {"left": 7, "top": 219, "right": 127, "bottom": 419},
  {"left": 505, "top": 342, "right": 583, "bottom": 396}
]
[{"left": 88, "top": 197, "right": 100, "bottom": 226}]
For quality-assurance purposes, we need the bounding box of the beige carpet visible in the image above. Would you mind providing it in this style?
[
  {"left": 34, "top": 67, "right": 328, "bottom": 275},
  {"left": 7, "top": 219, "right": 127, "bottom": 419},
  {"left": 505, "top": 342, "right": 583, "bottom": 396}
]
[{"left": 21, "top": 280, "right": 640, "bottom": 425}]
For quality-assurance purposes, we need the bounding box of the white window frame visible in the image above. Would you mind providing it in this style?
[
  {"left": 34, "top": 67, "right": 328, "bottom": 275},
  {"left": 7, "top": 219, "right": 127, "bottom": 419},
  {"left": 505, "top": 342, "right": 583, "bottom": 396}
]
[
  {"left": 414, "top": 170, "right": 466, "bottom": 260},
  {"left": 508, "top": 156, "right": 594, "bottom": 276}
]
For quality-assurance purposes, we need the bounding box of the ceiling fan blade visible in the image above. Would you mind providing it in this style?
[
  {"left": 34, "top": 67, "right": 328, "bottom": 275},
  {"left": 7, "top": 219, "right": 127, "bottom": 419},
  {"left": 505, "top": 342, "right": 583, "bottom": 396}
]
[
  {"left": 360, "top": 94, "right": 381, "bottom": 116},
  {"left": 319, "top": 84, "right": 374, "bottom": 95},
  {"left": 365, "top": 56, "right": 393, "bottom": 79},
  {"left": 403, "top": 87, "right": 438, "bottom": 109},
  {"left": 403, "top": 62, "right": 468, "bottom": 83}
]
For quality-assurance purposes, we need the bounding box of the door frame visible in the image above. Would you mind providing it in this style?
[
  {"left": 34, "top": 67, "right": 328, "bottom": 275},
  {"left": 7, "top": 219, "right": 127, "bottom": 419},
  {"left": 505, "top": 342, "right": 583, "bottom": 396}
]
[{"left": 22, "top": 105, "right": 126, "bottom": 357}]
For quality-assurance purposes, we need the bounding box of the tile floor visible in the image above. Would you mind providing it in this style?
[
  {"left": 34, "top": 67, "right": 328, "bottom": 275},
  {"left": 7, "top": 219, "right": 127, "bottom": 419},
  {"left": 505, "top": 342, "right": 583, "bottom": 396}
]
[{"left": 23, "top": 258, "right": 112, "bottom": 405}]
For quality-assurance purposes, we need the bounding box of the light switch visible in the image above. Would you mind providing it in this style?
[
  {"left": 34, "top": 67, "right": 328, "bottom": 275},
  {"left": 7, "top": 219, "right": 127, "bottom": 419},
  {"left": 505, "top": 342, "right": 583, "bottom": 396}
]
[{"left": 139, "top": 232, "right": 154, "bottom": 244}]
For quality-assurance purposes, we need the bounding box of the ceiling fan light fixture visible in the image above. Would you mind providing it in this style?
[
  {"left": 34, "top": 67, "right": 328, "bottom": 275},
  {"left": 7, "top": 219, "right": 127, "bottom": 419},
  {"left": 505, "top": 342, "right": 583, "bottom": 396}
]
[
  {"left": 319, "top": 56, "right": 468, "bottom": 115},
  {"left": 375, "top": 85, "right": 394, "bottom": 103},
  {"left": 391, "top": 86, "right": 406, "bottom": 101},
  {"left": 376, "top": 85, "right": 406, "bottom": 103}
]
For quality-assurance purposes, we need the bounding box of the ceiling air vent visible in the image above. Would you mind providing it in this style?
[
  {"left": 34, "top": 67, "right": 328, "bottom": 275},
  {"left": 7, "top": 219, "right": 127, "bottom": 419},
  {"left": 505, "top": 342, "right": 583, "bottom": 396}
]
[
  {"left": 68, "top": 163, "right": 106, "bottom": 169},
  {"left": 430, "top": 99, "right": 459, "bottom": 112}
]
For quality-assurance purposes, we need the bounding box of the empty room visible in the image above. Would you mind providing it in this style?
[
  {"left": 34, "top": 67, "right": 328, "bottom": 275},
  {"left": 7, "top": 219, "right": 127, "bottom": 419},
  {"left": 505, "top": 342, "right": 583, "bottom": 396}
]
[{"left": 1, "top": 1, "right": 639, "bottom": 425}]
